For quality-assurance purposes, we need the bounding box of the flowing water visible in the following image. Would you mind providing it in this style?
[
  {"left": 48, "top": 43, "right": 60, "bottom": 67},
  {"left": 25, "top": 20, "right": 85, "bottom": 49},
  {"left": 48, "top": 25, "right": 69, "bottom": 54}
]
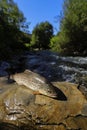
[
  {"left": 0, "top": 50, "right": 87, "bottom": 85},
  {"left": 25, "top": 50, "right": 87, "bottom": 85}
]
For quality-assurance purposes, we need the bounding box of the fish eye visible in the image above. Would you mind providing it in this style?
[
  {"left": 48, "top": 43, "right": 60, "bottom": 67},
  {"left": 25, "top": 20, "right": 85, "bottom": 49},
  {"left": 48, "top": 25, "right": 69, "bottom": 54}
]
[{"left": 47, "top": 89, "right": 52, "bottom": 93}]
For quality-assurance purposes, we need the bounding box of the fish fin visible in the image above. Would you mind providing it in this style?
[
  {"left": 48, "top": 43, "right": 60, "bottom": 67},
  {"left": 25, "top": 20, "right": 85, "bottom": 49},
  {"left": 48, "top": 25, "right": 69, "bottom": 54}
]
[{"left": 33, "top": 91, "right": 41, "bottom": 95}]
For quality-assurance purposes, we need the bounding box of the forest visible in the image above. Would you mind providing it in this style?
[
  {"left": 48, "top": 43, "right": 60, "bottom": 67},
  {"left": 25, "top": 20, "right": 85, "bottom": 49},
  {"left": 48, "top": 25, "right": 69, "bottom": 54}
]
[{"left": 0, "top": 0, "right": 87, "bottom": 60}]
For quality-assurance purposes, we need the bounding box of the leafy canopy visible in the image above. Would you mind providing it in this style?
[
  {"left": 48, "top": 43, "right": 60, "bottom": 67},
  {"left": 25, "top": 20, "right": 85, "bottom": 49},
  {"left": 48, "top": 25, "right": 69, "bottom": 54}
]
[
  {"left": 31, "top": 21, "right": 53, "bottom": 50},
  {"left": 0, "top": 0, "right": 26, "bottom": 29},
  {"left": 50, "top": 0, "right": 87, "bottom": 56},
  {"left": 0, "top": 0, "right": 30, "bottom": 59}
]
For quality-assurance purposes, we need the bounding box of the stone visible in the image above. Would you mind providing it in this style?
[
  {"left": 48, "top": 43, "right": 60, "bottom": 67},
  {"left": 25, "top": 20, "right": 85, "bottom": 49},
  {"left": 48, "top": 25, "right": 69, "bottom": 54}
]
[{"left": 0, "top": 77, "right": 87, "bottom": 130}]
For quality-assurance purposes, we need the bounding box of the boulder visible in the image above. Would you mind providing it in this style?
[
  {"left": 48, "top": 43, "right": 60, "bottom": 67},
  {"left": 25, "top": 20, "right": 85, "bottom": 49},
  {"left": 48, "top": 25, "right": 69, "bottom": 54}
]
[{"left": 0, "top": 77, "right": 87, "bottom": 130}]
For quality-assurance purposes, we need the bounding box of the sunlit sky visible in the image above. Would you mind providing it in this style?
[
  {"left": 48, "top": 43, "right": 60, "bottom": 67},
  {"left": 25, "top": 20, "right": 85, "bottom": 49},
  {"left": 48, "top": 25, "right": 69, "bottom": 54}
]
[{"left": 14, "top": 0, "right": 64, "bottom": 34}]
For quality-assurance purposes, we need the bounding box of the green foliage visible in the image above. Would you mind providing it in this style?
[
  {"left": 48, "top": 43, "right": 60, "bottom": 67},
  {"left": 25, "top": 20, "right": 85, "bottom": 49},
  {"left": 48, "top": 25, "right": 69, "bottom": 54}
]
[
  {"left": 31, "top": 21, "right": 53, "bottom": 50},
  {"left": 50, "top": 32, "right": 70, "bottom": 54},
  {"left": 50, "top": 35, "right": 61, "bottom": 52},
  {"left": 51, "top": 0, "right": 87, "bottom": 56},
  {"left": 0, "top": 0, "right": 30, "bottom": 60},
  {"left": 0, "top": 0, "right": 26, "bottom": 29}
]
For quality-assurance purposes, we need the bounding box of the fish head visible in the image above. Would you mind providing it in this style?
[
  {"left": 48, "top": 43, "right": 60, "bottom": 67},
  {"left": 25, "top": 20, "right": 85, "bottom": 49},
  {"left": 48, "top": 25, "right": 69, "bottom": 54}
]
[{"left": 40, "top": 84, "right": 57, "bottom": 98}]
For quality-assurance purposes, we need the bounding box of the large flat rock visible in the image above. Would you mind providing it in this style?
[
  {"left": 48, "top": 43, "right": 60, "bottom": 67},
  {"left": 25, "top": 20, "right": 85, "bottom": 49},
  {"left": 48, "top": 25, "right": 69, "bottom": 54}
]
[{"left": 0, "top": 77, "right": 87, "bottom": 130}]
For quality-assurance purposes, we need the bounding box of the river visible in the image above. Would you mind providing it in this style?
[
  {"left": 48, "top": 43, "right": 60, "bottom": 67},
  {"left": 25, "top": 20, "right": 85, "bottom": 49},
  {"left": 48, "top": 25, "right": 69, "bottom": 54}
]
[{"left": 0, "top": 50, "right": 87, "bottom": 86}]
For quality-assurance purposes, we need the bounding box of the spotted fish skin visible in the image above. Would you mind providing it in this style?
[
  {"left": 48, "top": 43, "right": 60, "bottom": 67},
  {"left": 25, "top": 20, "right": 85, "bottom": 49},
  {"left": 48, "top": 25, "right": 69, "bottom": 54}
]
[{"left": 11, "top": 70, "right": 57, "bottom": 98}]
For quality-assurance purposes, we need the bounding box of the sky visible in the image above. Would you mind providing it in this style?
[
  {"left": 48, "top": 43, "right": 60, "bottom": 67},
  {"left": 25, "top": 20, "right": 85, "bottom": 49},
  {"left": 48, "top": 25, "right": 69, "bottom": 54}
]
[{"left": 14, "top": 0, "right": 64, "bottom": 34}]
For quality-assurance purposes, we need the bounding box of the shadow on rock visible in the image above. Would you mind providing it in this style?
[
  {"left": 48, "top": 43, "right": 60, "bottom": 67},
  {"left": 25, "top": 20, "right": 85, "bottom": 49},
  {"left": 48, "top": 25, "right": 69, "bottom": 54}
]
[
  {"left": 0, "top": 122, "right": 38, "bottom": 130},
  {"left": 0, "top": 122, "right": 19, "bottom": 130},
  {"left": 53, "top": 86, "right": 67, "bottom": 101}
]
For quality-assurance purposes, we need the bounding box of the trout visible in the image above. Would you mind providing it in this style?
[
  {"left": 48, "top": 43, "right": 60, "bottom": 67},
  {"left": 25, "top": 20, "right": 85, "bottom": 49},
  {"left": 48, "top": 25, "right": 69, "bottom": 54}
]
[{"left": 11, "top": 70, "right": 57, "bottom": 98}]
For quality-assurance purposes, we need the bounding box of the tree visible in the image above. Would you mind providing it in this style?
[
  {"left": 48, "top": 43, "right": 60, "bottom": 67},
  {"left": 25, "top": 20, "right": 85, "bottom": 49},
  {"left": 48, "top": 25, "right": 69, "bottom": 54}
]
[
  {"left": 31, "top": 21, "right": 53, "bottom": 50},
  {"left": 0, "top": 0, "right": 29, "bottom": 59},
  {"left": 51, "top": 0, "right": 87, "bottom": 56},
  {"left": 0, "top": 0, "right": 27, "bottom": 29},
  {"left": 50, "top": 35, "right": 62, "bottom": 52},
  {"left": 62, "top": 0, "right": 87, "bottom": 55}
]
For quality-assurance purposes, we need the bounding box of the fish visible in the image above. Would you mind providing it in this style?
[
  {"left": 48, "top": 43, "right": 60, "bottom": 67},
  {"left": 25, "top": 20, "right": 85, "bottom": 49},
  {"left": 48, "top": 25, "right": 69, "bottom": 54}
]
[{"left": 11, "top": 69, "right": 57, "bottom": 98}]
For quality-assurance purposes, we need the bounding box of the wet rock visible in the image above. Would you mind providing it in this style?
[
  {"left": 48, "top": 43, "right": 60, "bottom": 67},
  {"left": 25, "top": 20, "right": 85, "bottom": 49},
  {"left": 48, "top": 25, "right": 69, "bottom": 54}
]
[
  {"left": 0, "top": 61, "right": 10, "bottom": 76},
  {"left": 0, "top": 77, "right": 87, "bottom": 130},
  {"left": 76, "top": 75, "right": 87, "bottom": 99}
]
